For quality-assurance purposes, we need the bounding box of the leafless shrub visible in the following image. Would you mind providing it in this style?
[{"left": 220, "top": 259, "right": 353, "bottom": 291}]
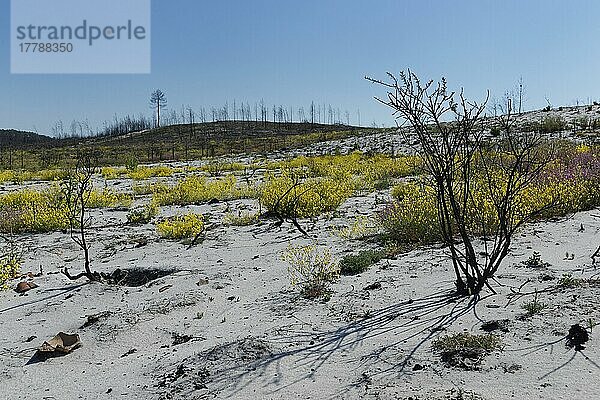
[
  {"left": 367, "top": 70, "right": 556, "bottom": 295},
  {"left": 61, "top": 150, "right": 99, "bottom": 281}
]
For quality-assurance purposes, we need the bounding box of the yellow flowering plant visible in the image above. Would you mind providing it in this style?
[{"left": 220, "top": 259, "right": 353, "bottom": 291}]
[
  {"left": 156, "top": 213, "right": 205, "bottom": 240},
  {"left": 0, "top": 239, "right": 21, "bottom": 290},
  {"left": 259, "top": 169, "right": 354, "bottom": 219},
  {"left": 282, "top": 244, "right": 339, "bottom": 299},
  {"left": 153, "top": 175, "right": 256, "bottom": 206}
]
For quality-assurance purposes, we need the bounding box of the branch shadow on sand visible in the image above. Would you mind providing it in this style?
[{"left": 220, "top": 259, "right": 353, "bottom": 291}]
[
  {"left": 505, "top": 335, "right": 600, "bottom": 381},
  {"left": 0, "top": 282, "right": 89, "bottom": 315},
  {"left": 195, "top": 287, "right": 483, "bottom": 398}
]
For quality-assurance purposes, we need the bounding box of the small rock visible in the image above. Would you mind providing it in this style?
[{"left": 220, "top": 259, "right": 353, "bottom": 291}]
[
  {"left": 501, "top": 363, "right": 522, "bottom": 373},
  {"left": 159, "top": 285, "right": 172, "bottom": 293},
  {"left": 121, "top": 348, "right": 137, "bottom": 358},
  {"left": 196, "top": 278, "right": 209, "bottom": 286},
  {"left": 172, "top": 333, "right": 193, "bottom": 346},
  {"left": 363, "top": 282, "right": 382, "bottom": 291},
  {"left": 15, "top": 281, "right": 35, "bottom": 294},
  {"left": 80, "top": 311, "right": 111, "bottom": 329},
  {"left": 481, "top": 319, "right": 510, "bottom": 333},
  {"left": 485, "top": 304, "right": 500, "bottom": 309}
]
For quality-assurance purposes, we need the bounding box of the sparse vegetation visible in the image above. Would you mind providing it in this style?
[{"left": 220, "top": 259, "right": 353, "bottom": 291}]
[
  {"left": 521, "top": 292, "right": 548, "bottom": 315},
  {"left": 87, "top": 189, "right": 133, "bottom": 208},
  {"left": 0, "top": 237, "right": 21, "bottom": 290},
  {"left": 102, "top": 165, "right": 176, "bottom": 180},
  {"left": 522, "top": 251, "right": 550, "bottom": 268},
  {"left": 128, "top": 165, "right": 175, "bottom": 180},
  {"left": 558, "top": 273, "right": 583, "bottom": 288},
  {"left": 0, "top": 186, "right": 133, "bottom": 234},
  {"left": 259, "top": 170, "right": 354, "bottom": 233},
  {"left": 586, "top": 318, "right": 597, "bottom": 333},
  {"left": 337, "top": 215, "right": 378, "bottom": 240},
  {"left": 282, "top": 244, "right": 339, "bottom": 299},
  {"left": 432, "top": 332, "right": 501, "bottom": 369},
  {"left": 538, "top": 116, "right": 566, "bottom": 133},
  {"left": 127, "top": 202, "right": 160, "bottom": 224},
  {"left": 380, "top": 147, "right": 600, "bottom": 248},
  {"left": 223, "top": 210, "right": 259, "bottom": 226},
  {"left": 0, "top": 168, "right": 69, "bottom": 183}
]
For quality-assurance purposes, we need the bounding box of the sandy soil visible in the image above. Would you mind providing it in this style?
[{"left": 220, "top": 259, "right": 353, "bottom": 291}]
[{"left": 1, "top": 182, "right": 599, "bottom": 400}]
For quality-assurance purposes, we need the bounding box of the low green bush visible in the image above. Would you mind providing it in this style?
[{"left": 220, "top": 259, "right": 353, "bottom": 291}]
[
  {"left": 432, "top": 332, "right": 501, "bottom": 369},
  {"left": 538, "top": 116, "right": 566, "bottom": 133},
  {"left": 340, "top": 250, "right": 385, "bottom": 275}
]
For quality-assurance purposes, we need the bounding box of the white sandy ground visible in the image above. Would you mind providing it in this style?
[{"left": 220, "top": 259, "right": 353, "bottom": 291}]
[{"left": 0, "top": 184, "right": 599, "bottom": 400}]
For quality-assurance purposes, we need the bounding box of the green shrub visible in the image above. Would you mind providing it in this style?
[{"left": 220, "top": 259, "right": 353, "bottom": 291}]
[
  {"left": 558, "top": 273, "right": 583, "bottom": 288},
  {"left": 522, "top": 252, "right": 550, "bottom": 268},
  {"left": 538, "top": 116, "right": 566, "bottom": 133},
  {"left": 340, "top": 250, "right": 385, "bottom": 275},
  {"left": 125, "top": 156, "right": 139, "bottom": 172}
]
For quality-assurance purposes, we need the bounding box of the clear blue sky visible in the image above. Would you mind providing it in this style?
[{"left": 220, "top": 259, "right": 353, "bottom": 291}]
[{"left": 1, "top": 0, "right": 599, "bottom": 135}]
